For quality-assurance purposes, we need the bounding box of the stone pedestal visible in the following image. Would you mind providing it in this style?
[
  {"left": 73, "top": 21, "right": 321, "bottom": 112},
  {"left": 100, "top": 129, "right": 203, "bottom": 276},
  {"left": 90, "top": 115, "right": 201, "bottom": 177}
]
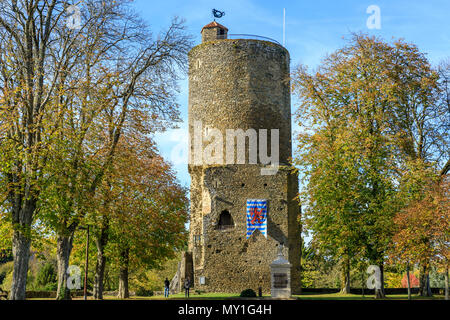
[{"left": 270, "top": 244, "right": 292, "bottom": 298}]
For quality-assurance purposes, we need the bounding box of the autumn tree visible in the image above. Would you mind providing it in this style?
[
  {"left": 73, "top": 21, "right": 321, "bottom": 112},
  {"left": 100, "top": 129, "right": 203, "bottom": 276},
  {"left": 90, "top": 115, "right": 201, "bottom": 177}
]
[
  {"left": 292, "top": 33, "right": 448, "bottom": 298},
  {"left": 90, "top": 107, "right": 188, "bottom": 299},
  {"left": 390, "top": 177, "right": 449, "bottom": 298},
  {"left": 0, "top": 0, "right": 191, "bottom": 300},
  {"left": 295, "top": 119, "right": 367, "bottom": 293},
  {"left": 98, "top": 134, "right": 188, "bottom": 299},
  {"left": 0, "top": 0, "right": 81, "bottom": 300}
]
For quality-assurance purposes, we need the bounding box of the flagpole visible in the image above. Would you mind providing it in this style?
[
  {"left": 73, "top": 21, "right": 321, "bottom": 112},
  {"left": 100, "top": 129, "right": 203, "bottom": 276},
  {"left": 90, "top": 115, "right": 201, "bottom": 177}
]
[{"left": 283, "top": 8, "right": 286, "bottom": 47}]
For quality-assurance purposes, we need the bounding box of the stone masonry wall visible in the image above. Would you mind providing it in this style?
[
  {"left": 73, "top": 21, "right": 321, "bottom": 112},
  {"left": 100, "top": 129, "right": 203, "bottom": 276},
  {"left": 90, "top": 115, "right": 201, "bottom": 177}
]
[
  {"left": 189, "top": 164, "right": 301, "bottom": 294},
  {"left": 188, "top": 39, "right": 292, "bottom": 165}
]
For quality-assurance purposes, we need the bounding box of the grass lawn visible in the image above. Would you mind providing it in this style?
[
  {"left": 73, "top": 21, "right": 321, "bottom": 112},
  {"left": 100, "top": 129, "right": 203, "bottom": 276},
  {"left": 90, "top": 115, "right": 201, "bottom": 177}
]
[
  {"left": 294, "top": 293, "right": 445, "bottom": 300},
  {"left": 97, "top": 292, "right": 445, "bottom": 300},
  {"left": 26, "top": 292, "right": 446, "bottom": 300},
  {"left": 104, "top": 292, "right": 244, "bottom": 300}
]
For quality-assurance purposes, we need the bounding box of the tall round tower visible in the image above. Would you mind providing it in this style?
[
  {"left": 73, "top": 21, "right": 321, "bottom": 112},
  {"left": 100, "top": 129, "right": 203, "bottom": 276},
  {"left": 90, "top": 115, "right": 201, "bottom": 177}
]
[
  {"left": 189, "top": 22, "right": 292, "bottom": 166},
  {"left": 185, "top": 21, "right": 301, "bottom": 294}
]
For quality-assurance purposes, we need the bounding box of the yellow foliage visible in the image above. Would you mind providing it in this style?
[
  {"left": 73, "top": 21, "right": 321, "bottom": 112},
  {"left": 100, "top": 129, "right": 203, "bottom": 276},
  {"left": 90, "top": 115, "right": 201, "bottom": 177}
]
[{"left": 384, "top": 272, "right": 403, "bottom": 288}]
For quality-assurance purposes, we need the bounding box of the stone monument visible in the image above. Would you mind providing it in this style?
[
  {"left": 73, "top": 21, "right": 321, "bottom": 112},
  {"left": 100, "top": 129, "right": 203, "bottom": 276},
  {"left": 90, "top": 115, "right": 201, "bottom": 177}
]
[{"left": 270, "top": 244, "right": 292, "bottom": 298}]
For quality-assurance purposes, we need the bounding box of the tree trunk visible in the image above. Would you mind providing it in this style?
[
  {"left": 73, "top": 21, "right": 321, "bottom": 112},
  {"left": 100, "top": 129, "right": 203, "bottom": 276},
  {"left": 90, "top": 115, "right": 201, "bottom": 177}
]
[
  {"left": 9, "top": 197, "right": 36, "bottom": 300},
  {"left": 361, "top": 271, "right": 365, "bottom": 297},
  {"left": 375, "top": 264, "right": 385, "bottom": 299},
  {"left": 118, "top": 247, "right": 130, "bottom": 299},
  {"left": 9, "top": 230, "right": 31, "bottom": 300},
  {"left": 419, "top": 264, "right": 432, "bottom": 297},
  {"left": 93, "top": 243, "right": 107, "bottom": 299},
  {"left": 427, "top": 273, "right": 432, "bottom": 296},
  {"left": 56, "top": 233, "right": 75, "bottom": 300},
  {"left": 340, "top": 257, "right": 351, "bottom": 294},
  {"left": 93, "top": 220, "right": 109, "bottom": 300},
  {"left": 419, "top": 265, "right": 426, "bottom": 296},
  {"left": 444, "top": 267, "right": 449, "bottom": 301},
  {"left": 406, "top": 265, "right": 411, "bottom": 300}
]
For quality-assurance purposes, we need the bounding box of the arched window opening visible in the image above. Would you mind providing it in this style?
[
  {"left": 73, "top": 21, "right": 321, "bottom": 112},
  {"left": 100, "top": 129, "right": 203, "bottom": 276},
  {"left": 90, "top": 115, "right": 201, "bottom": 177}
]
[{"left": 217, "top": 210, "right": 234, "bottom": 230}]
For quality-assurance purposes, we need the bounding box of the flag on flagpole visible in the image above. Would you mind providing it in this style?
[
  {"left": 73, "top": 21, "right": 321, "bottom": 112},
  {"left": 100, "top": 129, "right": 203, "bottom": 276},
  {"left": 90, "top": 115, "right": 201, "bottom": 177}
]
[{"left": 246, "top": 199, "right": 268, "bottom": 239}]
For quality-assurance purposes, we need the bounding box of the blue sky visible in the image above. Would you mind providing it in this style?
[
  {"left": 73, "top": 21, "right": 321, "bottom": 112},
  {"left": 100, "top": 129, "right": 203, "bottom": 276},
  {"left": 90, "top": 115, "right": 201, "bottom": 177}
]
[{"left": 133, "top": 0, "right": 450, "bottom": 188}]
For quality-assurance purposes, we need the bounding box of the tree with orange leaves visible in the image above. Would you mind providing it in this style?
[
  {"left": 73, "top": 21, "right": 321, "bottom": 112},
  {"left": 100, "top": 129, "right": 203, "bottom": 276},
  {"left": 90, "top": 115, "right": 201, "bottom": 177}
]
[
  {"left": 92, "top": 133, "right": 188, "bottom": 299},
  {"left": 390, "top": 177, "right": 449, "bottom": 299}
]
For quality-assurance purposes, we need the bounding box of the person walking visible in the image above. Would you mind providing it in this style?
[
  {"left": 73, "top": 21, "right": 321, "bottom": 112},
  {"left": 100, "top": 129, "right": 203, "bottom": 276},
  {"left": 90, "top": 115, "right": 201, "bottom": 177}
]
[
  {"left": 184, "top": 277, "right": 191, "bottom": 298},
  {"left": 164, "top": 278, "right": 170, "bottom": 298}
]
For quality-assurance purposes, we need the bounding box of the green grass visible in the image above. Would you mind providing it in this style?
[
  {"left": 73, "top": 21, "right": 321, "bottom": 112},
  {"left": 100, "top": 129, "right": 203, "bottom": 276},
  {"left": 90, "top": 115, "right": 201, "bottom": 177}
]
[
  {"left": 103, "top": 292, "right": 445, "bottom": 300},
  {"left": 293, "top": 293, "right": 445, "bottom": 300},
  {"left": 27, "top": 292, "right": 446, "bottom": 300},
  {"left": 112, "top": 292, "right": 244, "bottom": 300}
]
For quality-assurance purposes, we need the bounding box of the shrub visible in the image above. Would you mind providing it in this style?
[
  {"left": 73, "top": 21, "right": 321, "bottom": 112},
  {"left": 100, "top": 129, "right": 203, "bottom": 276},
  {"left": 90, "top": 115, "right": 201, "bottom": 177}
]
[
  {"left": 0, "top": 272, "right": 5, "bottom": 286},
  {"left": 240, "top": 288, "right": 257, "bottom": 297},
  {"left": 0, "top": 267, "right": 13, "bottom": 291},
  {"left": 36, "top": 263, "right": 57, "bottom": 290},
  {"left": 0, "top": 261, "right": 13, "bottom": 287},
  {"left": 38, "top": 263, "right": 55, "bottom": 283},
  {"left": 0, "top": 249, "right": 13, "bottom": 264},
  {"left": 135, "top": 287, "right": 153, "bottom": 297},
  {"left": 43, "top": 282, "right": 58, "bottom": 291}
]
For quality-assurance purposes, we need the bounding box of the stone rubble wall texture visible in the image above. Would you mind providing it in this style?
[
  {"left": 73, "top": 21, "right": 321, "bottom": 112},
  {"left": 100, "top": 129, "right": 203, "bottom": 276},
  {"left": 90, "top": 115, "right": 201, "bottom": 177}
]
[
  {"left": 187, "top": 36, "right": 301, "bottom": 294},
  {"left": 189, "top": 39, "right": 292, "bottom": 164}
]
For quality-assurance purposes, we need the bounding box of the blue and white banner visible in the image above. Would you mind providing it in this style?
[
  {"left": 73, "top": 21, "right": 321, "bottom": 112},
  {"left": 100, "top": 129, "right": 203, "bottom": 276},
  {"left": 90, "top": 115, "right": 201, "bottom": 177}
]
[{"left": 246, "top": 199, "right": 268, "bottom": 239}]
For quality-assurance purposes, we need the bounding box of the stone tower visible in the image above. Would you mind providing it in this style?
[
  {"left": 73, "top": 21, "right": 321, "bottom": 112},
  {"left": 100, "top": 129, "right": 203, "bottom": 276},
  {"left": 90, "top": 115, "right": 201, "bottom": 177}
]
[{"left": 185, "top": 21, "right": 301, "bottom": 294}]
